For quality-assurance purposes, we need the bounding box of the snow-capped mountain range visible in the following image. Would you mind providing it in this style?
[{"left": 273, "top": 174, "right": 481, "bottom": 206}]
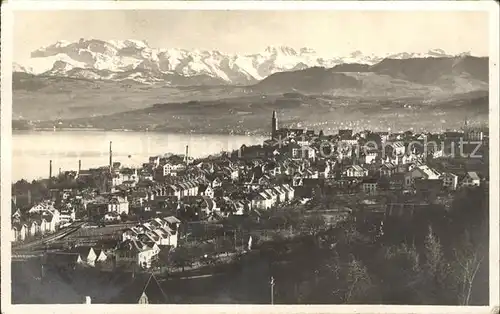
[{"left": 13, "top": 39, "right": 473, "bottom": 85}]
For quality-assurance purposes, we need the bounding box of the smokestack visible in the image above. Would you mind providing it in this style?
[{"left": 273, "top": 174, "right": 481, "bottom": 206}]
[
  {"left": 78, "top": 160, "right": 81, "bottom": 173},
  {"left": 185, "top": 145, "right": 189, "bottom": 163},
  {"left": 109, "top": 141, "right": 113, "bottom": 169},
  {"left": 49, "top": 160, "right": 53, "bottom": 178}
]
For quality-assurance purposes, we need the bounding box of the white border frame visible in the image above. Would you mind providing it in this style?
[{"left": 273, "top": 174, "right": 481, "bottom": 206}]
[{"left": 1, "top": 2, "right": 499, "bottom": 314}]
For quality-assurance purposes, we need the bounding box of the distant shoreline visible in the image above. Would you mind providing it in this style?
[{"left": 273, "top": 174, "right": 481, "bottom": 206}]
[{"left": 12, "top": 127, "right": 267, "bottom": 137}]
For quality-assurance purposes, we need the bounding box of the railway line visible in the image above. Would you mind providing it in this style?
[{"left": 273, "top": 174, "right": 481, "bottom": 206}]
[{"left": 12, "top": 221, "right": 85, "bottom": 253}]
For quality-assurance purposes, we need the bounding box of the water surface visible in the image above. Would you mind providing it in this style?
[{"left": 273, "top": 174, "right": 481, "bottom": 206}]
[{"left": 13, "top": 130, "right": 265, "bottom": 182}]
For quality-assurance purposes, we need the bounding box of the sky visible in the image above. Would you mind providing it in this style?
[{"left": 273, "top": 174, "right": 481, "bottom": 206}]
[{"left": 13, "top": 10, "right": 489, "bottom": 62}]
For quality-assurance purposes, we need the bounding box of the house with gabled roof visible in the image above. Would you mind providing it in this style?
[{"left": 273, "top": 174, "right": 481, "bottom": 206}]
[
  {"left": 379, "top": 163, "right": 397, "bottom": 177},
  {"left": 109, "top": 273, "right": 168, "bottom": 304},
  {"left": 461, "top": 171, "right": 481, "bottom": 187},
  {"left": 68, "top": 246, "right": 98, "bottom": 267},
  {"left": 385, "top": 141, "right": 406, "bottom": 157},
  {"left": 28, "top": 219, "right": 40, "bottom": 237},
  {"left": 281, "top": 184, "right": 295, "bottom": 201},
  {"left": 115, "top": 239, "right": 160, "bottom": 269},
  {"left": 108, "top": 196, "right": 129, "bottom": 215},
  {"left": 292, "top": 172, "right": 304, "bottom": 187},
  {"left": 343, "top": 165, "right": 369, "bottom": 178},
  {"left": 251, "top": 191, "right": 273, "bottom": 210},
  {"left": 273, "top": 186, "right": 287, "bottom": 203},
  {"left": 12, "top": 221, "right": 28, "bottom": 242},
  {"left": 258, "top": 174, "right": 272, "bottom": 186},
  {"left": 404, "top": 165, "right": 441, "bottom": 188},
  {"left": 198, "top": 184, "right": 214, "bottom": 198},
  {"left": 264, "top": 188, "right": 279, "bottom": 206}
]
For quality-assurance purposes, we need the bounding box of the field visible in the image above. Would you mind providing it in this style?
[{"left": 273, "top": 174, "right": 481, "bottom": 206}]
[{"left": 13, "top": 71, "right": 489, "bottom": 135}]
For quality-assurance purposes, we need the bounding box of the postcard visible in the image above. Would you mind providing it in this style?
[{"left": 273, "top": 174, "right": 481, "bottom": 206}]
[{"left": 1, "top": 1, "right": 498, "bottom": 314}]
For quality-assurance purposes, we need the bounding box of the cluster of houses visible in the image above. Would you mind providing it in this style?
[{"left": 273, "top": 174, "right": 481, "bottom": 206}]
[
  {"left": 11, "top": 112, "right": 488, "bottom": 274},
  {"left": 117, "top": 216, "right": 181, "bottom": 268},
  {"left": 11, "top": 200, "right": 62, "bottom": 242},
  {"left": 40, "top": 216, "right": 182, "bottom": 271}
]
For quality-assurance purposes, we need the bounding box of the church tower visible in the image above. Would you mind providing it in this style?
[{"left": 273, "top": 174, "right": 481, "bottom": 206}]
[{"left": 271, "top": 110, "right": 278, "bottom": 139}]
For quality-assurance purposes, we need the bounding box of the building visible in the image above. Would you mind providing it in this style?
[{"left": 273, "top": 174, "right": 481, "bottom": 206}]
[
  {"left": 375, "top": 131, "right": 390, "bottom": 143},
  {"left": 251, "top": 191, "right": 274, "bottom": 210},
  {"left": 162, "top": 162, "right": 186, "bottom": 177},
  {"left": 384, "top": 142, "right": 406, "bottom": 157},
  {"left": 271, "top": 110, "right": 278, "bottom": 140},
  {"left": 465, "top": 129, "right": 484, "bottom": 142},
  {"left": 109, "top": 273, "right": 168, "bottom": 304},
  {"left": 12, "top": 223, "right": 28, "bottom": 242},
  {"left": 461, "top": 171, "right": 481, "bottom": 187},
  {"left": 289, "top": 143, "right": 316, "bottom": 160},
  {"left": 440, "top": 172, "right": 459, "bottom": 190},
  {"left": 115, "top": 239, "right": 161, "bottom": 269},
  {"left": 122, "top": 216, "right": 181, "bottom": 249},
  {"left": 108, "top": 196, "right": 129, "bottom": 215},
  {"left": 68, "top": 247, "right": 99, "bottom": 267},
  {"left": 379, "top": 163, "right": 397, "bottom": 177},
  {"left": 363, "top": 150, "right": 378, "bottom": 164},
  {"left": 361, "top": 178, "right": 378, "bottom": 194},
  {"left": 343, "top": 165, "right": 368, "bottom": 178},
  {"left": 404, "top": 165, "right": 441, "bottom": 188},
  {"left": 198, "top": 184, "right": 214, "bottom": 198}
]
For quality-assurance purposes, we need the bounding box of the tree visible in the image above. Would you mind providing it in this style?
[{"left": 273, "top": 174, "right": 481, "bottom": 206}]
[
  {"left": 120, "top": 212, "right": 129, "bottom": 222},
  {"left": 301, "top": 214, "right": 327, "bottom": 235},
  {"left": 424, "top": 226, "right": 444, "bottom": 277},
  {"left": 451, "top": 230, "right": 486, "bottom": 305},
  {"left": 380, "top": 243, "right": 423, "bottom": 303},
  {"left": 170, "top": 246, "right": 194, "bottom": 272},
  {"left": 342, "top": 255, "right": 374, "bottom": 303},
  {"left": 422, "top": 225, "right": 458, "bottom": 304}
]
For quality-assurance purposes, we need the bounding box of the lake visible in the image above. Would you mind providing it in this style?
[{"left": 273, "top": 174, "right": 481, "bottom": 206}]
[{"left": 12, "top": 130, "right": 266, "bottom": 182}]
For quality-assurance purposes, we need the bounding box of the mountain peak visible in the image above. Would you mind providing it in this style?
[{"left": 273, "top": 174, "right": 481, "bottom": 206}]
[
  {"left": 15, "top": 39, "right": 479, "bottom": 85},
  {"left": 264, "top": 45, "right": 298, "bottom": 56},
  {"left": 108, "top": 39, "right": 150, "bottom": 50},
  {"left": 299, "top": 47, "right": 317, "bottom": 55}
]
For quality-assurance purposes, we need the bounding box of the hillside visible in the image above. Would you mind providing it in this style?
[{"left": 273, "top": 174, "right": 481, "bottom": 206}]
[
  {"left": 253, "top": 56, "right": 488, "bottom": 94},
  {"left": 13, "top": 73, "right": 253, "bottom": 121},
  {"left": 28, "top": 91, "right": 489, "bottom": 135},
  {"left": 13, "top": 55, "right": 489, "bottom": 122},
  {"left": 369, "top": 56, "right": 488, "bottom": 84}
]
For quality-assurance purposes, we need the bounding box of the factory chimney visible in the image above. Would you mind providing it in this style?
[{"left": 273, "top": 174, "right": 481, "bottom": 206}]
[
  {"left": 49, "top": 160, "right": 53, "bottom": 178},
  {"left": 185, "top": 145, "right": 189, "bottom": 164},
  {"left": 109, "top": 141, "right": 113, "bottom": 170},
  {"left": 78, "top": 160, "right": 81, "bottom": 173}
]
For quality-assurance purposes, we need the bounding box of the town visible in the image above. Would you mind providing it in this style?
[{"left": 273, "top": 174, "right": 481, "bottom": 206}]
[{"left": 11, "top": 111, "right": 489, "bottom": 304}]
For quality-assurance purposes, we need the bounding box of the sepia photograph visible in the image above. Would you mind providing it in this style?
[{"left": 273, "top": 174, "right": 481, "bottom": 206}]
[{"left": 1, "top": 1, "right": 499, "bottom": 311}]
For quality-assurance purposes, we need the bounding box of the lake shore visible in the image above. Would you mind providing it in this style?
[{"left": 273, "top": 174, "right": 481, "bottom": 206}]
[{"left": 12, "top": 130, "right": 265, "bottom": 182}]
